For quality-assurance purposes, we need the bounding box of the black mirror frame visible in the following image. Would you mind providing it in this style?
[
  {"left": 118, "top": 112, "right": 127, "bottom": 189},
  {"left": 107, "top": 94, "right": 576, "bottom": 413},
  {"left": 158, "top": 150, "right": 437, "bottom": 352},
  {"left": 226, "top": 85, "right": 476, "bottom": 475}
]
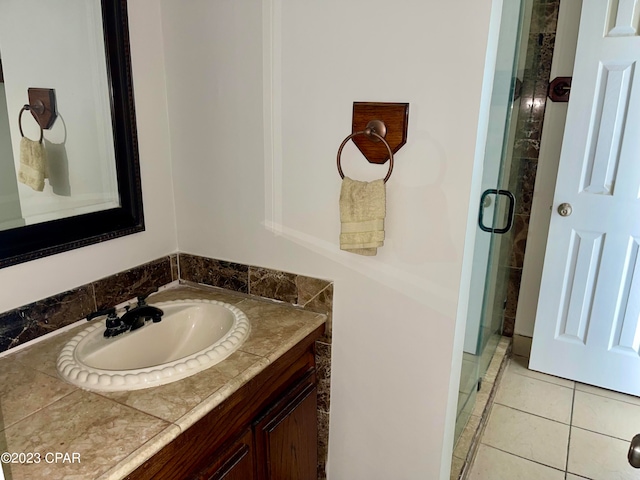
[{"left": 0, "top": 0, "right": 144, "bottom": 269}]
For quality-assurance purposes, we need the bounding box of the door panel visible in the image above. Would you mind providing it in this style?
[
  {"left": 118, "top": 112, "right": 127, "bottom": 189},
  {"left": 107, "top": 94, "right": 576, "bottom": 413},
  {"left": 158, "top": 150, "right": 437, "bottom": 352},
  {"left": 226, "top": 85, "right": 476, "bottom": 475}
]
[
  {"left": 530, "top": 0, "right": 640, "bottom": 394},
  {"left": 611, "top": 236, "right": 640, "bottom": 353},
  {"left": 558, "top": 229, "right": 603, "bottom": 343}
]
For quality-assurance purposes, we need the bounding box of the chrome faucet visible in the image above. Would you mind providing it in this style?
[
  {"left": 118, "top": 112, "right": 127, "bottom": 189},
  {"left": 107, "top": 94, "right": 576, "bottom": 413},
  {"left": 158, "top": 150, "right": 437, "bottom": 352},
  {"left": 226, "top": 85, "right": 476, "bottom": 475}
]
[{"left": 86, "top": 292, "right": 164, "bottom": 338}]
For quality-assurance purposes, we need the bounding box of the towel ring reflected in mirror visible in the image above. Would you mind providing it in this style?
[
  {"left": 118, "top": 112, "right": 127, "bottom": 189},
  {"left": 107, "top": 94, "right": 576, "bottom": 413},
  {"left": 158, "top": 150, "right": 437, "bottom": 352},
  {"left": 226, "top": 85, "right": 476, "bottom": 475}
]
[
  {"left": 337, "top": 121, "right": 395, "bottom": 183},
  {"left": 18, "top": 104, "right": 44, "bottom": 144},
  {"left": 0, "top": 0, "right": 144, "bottom": 270}
]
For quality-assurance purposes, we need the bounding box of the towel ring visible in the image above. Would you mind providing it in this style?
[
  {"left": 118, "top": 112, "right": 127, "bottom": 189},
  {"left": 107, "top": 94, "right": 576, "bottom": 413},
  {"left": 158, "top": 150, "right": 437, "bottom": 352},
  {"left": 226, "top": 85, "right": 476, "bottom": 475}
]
[
  {"left": 337, "top": 125, "right": 394, "bottom": 183},
  {"left": 18, "top": 104, "right": 44, "bottom": 144}
]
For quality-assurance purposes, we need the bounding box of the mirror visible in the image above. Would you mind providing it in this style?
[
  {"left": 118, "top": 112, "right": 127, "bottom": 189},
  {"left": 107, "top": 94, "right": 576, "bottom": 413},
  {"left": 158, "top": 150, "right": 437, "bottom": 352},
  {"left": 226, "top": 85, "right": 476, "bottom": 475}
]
[{"left": 0, "top": 0, "right": 143, "bottom": 268}]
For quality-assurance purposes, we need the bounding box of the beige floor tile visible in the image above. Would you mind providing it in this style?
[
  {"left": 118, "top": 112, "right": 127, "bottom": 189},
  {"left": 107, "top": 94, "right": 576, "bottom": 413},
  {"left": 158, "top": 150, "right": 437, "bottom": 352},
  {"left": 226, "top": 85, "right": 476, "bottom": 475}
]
[
  {"left": 472, "top": 387, "right": 491, "bottom": 417},
  {"left": 568, "top": 427, "right": 638, "bottom": 480},
  {"left": 497, "top": 335, "right": 511, "bottom": 352},
  {"left": 468, "top": 444, "right": 565, "bottom": 480},
  {"left": 573, "top": 390, "right": 640, "bottom": 442},
  {"left": 495, "top": 370, "right": 573, "bottom": 423},
  {"left": 509, "top": 355, "right": 575, "bottom": 388},
  {"left": 512, "top": 335, "right": 532, "bottom": 357},
  {"left": 453, "top": 414, "right": 481, "bottom": 460},
  {"left": 483, "top": 354, "right": 503, "bottom": 385},
  {"left": 455, "top": 397, "right": 475, "bottom": 442},
  {"left": 576, "top": 382, "right": 640, "bottom": 407},
  {"left": 566, "top": 475, "right": 593, "bottom": 480},
  {"left": 450, "top": 455, "right": 464, "bottom": 480},
  {"left": 481, "top": 404, "right": 569, "bottom": 470}
]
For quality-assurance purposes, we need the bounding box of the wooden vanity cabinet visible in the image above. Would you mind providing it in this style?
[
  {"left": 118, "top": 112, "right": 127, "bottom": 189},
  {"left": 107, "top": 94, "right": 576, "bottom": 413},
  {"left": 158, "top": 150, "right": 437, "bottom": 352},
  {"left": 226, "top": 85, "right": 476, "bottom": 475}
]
[
  {"left": 126, "top": 325, "right": 322, "bottom": 480},
  {"left": 194, "top": 429, "right": 254, "bottom": 480},
  {"left": 253, "top": 374, "right": 318, "bottom": 480}
]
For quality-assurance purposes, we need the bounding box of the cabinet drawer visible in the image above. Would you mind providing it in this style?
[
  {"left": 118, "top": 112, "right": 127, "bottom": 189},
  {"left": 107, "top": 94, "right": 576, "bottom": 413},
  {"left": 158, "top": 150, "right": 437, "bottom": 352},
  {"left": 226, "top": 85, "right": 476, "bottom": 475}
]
[{"left": 195, "top": 429, "right": 254, "bottom": 480}]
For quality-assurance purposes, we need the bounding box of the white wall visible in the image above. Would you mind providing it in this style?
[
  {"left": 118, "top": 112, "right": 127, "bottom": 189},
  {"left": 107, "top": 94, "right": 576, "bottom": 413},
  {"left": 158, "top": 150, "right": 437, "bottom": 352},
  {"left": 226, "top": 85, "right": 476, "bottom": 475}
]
[
  {"left": 0, "top": 83, "right": 22, "bottom": 229},
  {"left": 0, "top": 0, "right": 118, "bottom": 222},
  {"left": 0, "top": 0, "right": 178, "bottom": 313},
  {"left": 161, "top": 1, "right": 493, "bottom": 478}
]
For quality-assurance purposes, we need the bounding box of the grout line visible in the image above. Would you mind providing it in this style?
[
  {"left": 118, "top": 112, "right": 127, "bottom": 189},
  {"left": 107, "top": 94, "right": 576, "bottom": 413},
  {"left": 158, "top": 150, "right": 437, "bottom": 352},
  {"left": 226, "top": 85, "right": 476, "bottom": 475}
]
[
  {"left": 300, "top": 282, "right": 332, "bottom": 308},
  {"left": 508, "top": 369, "right": 575, "bottom": 390},
  {"left": 90, "top": 282, "right": 98, "bottom": 311},
  {"left": 91, "top": 390, "right": 172, "bottom": 425},
  {"left": 574, "top": 385, "right": 640, "bottom": 408},
  {"left": 0, "top": 388, "right": 79, "bottom": 435},
  {"left": 492, "top": 402, "right": 572, "bottom": 426},
  {"left": 565, "top": 472, "right": 592, "bottom": 480},
  {"left": 479, "top": 444, "right": 567, "bottom": 474},
  {"left": 569, "top": 424, "right": 637, "bottom": 444},
  {"left": 565, "top": 383, "right": 576, "bottom": 473},
  {"left": 508, "top": 360, "right": 575, "bottom": 390}
]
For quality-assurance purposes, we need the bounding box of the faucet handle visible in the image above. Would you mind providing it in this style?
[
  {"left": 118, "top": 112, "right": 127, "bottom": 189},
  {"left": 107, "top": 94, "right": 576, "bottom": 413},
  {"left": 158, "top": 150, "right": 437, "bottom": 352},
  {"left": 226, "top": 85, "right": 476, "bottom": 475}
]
[
  {"left": 86, "top": 307, "right": 116, "bottom": 322},
  {"left": 136, "top": 287, "right": 159, "bottom": 307}
]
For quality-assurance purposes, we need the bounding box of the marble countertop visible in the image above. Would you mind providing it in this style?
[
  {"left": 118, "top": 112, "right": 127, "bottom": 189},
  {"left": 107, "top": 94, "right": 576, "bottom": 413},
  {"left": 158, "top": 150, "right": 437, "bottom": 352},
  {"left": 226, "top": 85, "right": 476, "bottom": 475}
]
[{"left": 0, "top": 284, "right": 325, "bottom": 480}]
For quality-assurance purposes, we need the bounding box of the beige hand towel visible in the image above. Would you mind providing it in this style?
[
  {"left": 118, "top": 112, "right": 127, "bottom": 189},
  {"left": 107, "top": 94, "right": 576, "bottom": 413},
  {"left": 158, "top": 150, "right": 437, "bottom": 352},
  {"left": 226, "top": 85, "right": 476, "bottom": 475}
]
[
  {"left": 18, "top": 137, "right": 47, "bottom": 192},
  {"left": 339, "top": 176, "right": 385, "bottom": 256}
]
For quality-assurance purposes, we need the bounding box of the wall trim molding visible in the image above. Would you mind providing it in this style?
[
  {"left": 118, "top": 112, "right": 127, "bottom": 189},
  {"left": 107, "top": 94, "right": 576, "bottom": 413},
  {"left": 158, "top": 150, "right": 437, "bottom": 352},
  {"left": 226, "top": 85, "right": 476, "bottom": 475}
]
[{"left": 262, "top": 0, "right": 284, "bottom": 234}]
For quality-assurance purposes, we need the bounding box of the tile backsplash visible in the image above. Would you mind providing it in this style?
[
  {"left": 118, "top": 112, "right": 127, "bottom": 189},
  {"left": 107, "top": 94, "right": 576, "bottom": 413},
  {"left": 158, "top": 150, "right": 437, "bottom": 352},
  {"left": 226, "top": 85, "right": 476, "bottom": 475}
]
[
  {"left": 178, "top": 253, "right": 333, "bottom": 340},
  {"left": 0, "top": 253, "right": 333, "bottom": 353},
  {"left": 0, "top": 255, "right": 177, "bottom": 352}
]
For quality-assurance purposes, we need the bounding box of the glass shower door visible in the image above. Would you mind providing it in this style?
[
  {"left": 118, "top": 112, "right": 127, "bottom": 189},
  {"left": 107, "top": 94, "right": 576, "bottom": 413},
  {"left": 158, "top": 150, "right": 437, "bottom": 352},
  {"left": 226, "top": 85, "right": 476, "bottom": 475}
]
[{"left": 455, "top": 0, "right": 527, "bottom": 442}]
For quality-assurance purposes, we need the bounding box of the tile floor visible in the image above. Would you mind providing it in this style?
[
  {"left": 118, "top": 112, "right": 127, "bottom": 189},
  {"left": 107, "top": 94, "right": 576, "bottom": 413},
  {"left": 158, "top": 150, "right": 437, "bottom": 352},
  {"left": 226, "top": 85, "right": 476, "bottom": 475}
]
[
  {"left": 467, "top": 355, "right": 640, "bottom": 480},
  {"left": 453, "top": 336, "right": 510, "bottom": 475}
]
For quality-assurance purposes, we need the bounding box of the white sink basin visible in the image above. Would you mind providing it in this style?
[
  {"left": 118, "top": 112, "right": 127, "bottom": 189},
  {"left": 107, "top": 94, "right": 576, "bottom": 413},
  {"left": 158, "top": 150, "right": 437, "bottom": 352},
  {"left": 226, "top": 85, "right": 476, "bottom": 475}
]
[{"left": 57, "top": 299, "right": 250, "bottom": 392}]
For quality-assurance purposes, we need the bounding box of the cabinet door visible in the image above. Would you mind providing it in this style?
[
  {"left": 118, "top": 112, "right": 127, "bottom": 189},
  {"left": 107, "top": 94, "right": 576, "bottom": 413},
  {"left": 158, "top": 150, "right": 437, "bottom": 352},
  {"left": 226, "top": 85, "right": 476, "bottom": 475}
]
[
  {"left": 254, "top": 380, "right": 317, "bottom": 480},
  {"left": 196, "top": 429, "right": 255, "bottom": 480}
]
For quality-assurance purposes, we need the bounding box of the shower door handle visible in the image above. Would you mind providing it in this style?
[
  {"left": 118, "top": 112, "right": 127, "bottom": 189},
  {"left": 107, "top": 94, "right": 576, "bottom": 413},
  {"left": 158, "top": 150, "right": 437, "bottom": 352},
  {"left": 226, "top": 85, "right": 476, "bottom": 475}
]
[{"left": 478, "top": 189, "right": 515, "bottom": 234}]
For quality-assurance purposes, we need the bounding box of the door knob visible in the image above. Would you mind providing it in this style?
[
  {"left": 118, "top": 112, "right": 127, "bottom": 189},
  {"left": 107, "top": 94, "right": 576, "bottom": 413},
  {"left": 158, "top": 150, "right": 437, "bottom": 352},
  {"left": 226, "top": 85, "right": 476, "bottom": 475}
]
[
  {"left": 558, "top": 203, "right": 572, "bottom": 217},
  {"left": 629, "top": 434, "right": 640, "bottom": 468}
]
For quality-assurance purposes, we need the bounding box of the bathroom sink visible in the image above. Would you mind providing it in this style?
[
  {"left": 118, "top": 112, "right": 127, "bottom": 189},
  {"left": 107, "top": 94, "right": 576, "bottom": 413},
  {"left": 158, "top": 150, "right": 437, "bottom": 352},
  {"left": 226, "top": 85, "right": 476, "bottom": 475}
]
[{"left": 57, "top": 299, "right": 250, "bottom": 392}]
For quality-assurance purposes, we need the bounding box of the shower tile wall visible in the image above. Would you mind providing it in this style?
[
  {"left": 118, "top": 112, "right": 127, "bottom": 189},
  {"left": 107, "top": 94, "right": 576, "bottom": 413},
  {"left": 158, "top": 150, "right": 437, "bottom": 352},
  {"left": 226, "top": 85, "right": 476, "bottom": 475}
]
[{"left": 501, "top": 0, "right": 560, "bottom": 337}]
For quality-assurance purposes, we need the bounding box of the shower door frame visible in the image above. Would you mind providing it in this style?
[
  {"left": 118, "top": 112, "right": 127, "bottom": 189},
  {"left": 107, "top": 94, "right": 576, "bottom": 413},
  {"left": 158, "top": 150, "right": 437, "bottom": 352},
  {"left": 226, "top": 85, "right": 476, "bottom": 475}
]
[{"left": 454, "top": 0, "right": 529, "bottom": 443}]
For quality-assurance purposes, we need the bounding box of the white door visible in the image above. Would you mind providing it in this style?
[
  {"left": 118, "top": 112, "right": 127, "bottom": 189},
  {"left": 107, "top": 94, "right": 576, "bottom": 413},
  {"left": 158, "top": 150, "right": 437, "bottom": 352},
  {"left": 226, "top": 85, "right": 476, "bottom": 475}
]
[{"left": 530, "top": 0, "right": 640, "bottom": 395}]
